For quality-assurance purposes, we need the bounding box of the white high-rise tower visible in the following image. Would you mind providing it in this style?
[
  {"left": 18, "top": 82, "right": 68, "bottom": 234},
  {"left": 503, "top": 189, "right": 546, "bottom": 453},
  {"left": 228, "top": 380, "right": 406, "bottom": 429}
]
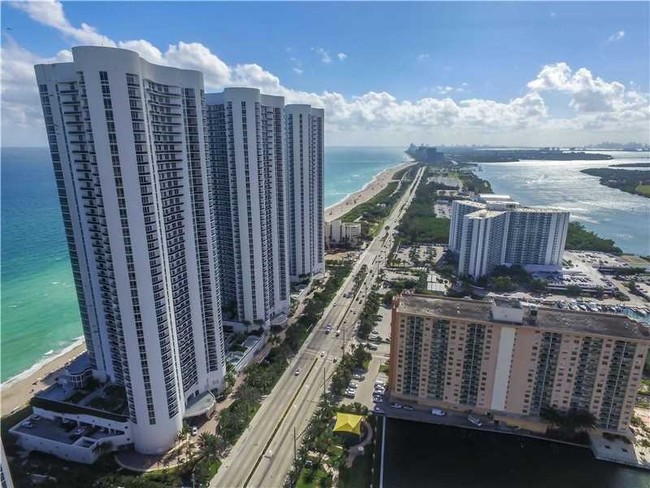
[
  {"left": 35, "top": 47, "right": 225, "bottom": 454},
  {"left": 285, "top": 104, "right": 325, "bottom": 282},
  {"left": 206, "top": 88, "right": 290, "bottom": 328}
]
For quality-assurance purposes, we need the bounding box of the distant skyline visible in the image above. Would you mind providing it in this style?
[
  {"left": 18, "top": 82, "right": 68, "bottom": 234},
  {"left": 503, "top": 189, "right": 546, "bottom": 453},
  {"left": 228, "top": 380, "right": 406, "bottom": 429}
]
[{"left": 1, "top": 1, "right": 649, "bottom": 147}]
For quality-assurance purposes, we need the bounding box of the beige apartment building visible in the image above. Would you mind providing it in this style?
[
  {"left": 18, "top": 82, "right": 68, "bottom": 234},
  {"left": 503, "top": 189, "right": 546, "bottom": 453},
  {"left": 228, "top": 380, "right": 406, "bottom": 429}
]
[{"left": 389, "top": 295, "right": 650, "bottom": 433}]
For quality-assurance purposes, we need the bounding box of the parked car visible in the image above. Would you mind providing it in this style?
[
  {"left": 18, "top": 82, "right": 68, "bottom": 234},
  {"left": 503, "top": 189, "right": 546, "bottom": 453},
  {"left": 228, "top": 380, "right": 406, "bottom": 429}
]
[
  {"left": 32, "top": 415, "right": 41, "bottom": 421},
  {"left": 22, "top": 421, "right": 33, "bottom": 429},
  {"left": 192, "top": 426, "right": 198, "bottom": 436},
  {"left": 403, "top": 405, "right": 414, "bottom": 411},
  {"left": 374, "top": 406, "right": 385, "bottom": 414},
  {"left": 344, "top": 389, "right": 356, "bottom": 399},
  {"left": 348, "top": 382, "right": 358, "bottom": 390},
  {"left": 352, "top": 373, "right": 364, "bottom": 380},
  {"left": 389, "top": 402, "right": 402, "bottom": 409},
  {"left": 430, "top": 408, "right": 446, "bottom": 417},
  {"left": 294, "top": 368, "right": 301, "bottom": 376},
  {"left": 468, "top": 415, "right": 482, "bottom": 427},
  {"left": 73, "top": 426, "right": 86, "bottom": 436},
  {"left": 320, "top": 351, "right": 326, "bottom": 358}
]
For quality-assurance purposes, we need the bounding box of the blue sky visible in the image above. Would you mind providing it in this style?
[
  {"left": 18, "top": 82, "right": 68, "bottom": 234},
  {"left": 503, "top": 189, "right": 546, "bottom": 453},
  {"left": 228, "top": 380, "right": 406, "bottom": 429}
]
[{"left": 2, "top": 1, "right": 649, "bottom": 146}]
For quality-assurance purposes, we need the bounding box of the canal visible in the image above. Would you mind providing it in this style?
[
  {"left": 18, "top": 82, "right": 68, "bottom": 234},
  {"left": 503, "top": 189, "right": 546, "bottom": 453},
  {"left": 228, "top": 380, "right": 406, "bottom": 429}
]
[{"left": 381, "top": 418, "right": 650, "bottom": 488}]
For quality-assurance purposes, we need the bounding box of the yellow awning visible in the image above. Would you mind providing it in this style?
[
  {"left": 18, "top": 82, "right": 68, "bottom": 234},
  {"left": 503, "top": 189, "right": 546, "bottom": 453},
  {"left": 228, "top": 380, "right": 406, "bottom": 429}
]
[{"left": 333, "top": 413, "right": 363, "bottom": 436}]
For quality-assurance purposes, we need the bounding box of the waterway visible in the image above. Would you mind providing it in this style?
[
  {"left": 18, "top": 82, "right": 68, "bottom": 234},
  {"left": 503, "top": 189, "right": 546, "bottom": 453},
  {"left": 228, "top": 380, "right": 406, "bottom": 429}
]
[
  {"left": 477, "top": 151, "right": 650, "bottom": 257},
  {"left": 382, "top": 419, "right": 650, "bottom": 488}
]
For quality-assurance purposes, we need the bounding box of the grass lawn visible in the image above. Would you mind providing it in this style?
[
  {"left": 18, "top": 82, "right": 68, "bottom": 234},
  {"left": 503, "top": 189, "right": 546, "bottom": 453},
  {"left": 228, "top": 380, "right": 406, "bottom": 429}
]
[
  {"left": 296, "top": 466, "right": 331, "bottom": 488},
  {"left": 339, "top": 448, "right": 373, "bottom": 488}
]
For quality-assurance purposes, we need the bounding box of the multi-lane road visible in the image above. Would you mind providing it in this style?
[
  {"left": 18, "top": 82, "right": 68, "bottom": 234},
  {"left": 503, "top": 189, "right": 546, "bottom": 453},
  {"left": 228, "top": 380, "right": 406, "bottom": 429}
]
[{"left": 210, "top": 165, "right": 424, "bottom": 488}]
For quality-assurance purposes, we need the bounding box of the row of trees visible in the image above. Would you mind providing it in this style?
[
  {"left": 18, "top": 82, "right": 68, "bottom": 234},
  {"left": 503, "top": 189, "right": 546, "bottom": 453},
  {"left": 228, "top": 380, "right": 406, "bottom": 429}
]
[
  {"left": 356, "top": 292, "right": 382, "bottom": 339},
  {"left": 330, "top": 345, "right": 372, "bottom": 396}
]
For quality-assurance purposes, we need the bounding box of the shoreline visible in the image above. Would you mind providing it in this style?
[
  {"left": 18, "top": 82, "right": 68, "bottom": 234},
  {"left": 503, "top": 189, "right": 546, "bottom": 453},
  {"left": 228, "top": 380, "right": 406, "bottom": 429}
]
[
  {"left": 1, "top": 340, "right": 86, "bottom": 417},
  {"left": 1, "top": 160, "right": 414, "bottom": 418},
  {"left": 324, "top": 161, "right": 414, "bottom": 222}
]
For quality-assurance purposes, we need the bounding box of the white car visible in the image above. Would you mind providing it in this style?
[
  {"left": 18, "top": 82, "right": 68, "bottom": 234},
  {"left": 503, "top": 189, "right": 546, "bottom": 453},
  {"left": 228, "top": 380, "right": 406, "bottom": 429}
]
[
  {"left": 294, "top": 368, "right": 301, "bottom": 376},
  {"left": 389, "top": 402, "right": 402, "bottom": 409},
  {"left": 320, "top": 351, "right": 326, "bottom": 358},
  {"left": 431, "top": 408, "right": 446, "bottom": 417},
  {"left": 468, "top": 415, "right": 483, "bottom": 427},
  {"left": 403, "top": 405, "right": 414, "bottom": 411},
  {"left": 192, "top": 426, "right": 198, "bottom": 436},
  {"left": 374, "top": 406, "right": 385, "bottom": 414}
]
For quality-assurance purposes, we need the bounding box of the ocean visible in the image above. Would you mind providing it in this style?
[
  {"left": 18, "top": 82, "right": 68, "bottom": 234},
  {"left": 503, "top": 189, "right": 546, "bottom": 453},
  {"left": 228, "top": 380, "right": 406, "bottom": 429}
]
[{"left": 0, "top": 146, "right": 409, "bottom": 383}]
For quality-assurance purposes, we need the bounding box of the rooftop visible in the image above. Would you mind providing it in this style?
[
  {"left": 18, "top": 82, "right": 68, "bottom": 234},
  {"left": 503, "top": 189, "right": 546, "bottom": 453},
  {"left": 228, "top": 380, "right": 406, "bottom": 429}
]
[
  {"left": 396, "top": 295, "right": 650, "bottom": 341},
  {"left": 467, "top": 210, "right": 505, "bottom": 220}
]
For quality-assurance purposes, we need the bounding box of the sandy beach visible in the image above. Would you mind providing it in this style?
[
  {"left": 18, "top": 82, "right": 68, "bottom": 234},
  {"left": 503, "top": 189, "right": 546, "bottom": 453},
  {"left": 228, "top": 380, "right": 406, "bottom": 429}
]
[
  {"left": 1, "top": 342, "right": 86, "bottom": 417},
  {"left": 324, "top": 161, "right": 414, "bottom": 222}
]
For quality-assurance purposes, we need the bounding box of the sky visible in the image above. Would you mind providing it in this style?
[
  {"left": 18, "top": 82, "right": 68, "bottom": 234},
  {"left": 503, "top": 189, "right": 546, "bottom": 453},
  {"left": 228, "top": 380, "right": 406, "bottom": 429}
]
[{"left": 1, "top": 1, "right": 649, "bottom": 147}]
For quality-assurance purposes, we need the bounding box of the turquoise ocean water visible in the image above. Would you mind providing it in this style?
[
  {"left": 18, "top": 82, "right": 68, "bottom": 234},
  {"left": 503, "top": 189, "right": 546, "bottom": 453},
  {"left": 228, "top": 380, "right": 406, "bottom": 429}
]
[{"left": 0, "top": 146, "right": 408, "bottom": 383}]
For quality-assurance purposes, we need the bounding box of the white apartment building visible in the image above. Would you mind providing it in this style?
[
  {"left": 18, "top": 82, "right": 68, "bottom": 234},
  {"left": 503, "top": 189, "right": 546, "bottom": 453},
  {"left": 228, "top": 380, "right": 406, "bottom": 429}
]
[
  {"left": 285, "top": 104, "right": 325, "bottom": 282},
  {"left": 34, "top": 47, "right": 226, "bottom": 455},
  {"left": 450, "top": 195, "right": 570, "bottom": 278},
  {"left": 448, "top": 200, "right": 485, "bottom": 253},
  {"left": 503, "top": 208, "right": 569, "bottom": 267},
  {"left": 325, "top": 220, "right": 363, "bottom": 246},
  {"left": 206, "top": 88, "right": 290, "bottom": 328},
  {"left": 0, "top": 441, "right": 13, "bottom": 488},
  {"left": 458, "top": 210, "right": 507, "bottom": 278}
]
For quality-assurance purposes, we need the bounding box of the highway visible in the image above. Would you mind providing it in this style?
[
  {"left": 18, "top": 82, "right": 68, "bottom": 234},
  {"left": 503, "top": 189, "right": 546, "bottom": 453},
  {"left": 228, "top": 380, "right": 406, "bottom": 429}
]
[{"left": 210, "top": 165, "right": 424, "bottom": 488}]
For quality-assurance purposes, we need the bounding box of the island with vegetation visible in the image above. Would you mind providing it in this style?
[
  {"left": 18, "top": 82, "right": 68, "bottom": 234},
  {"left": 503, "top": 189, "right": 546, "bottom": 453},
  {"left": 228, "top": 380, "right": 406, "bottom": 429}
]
[
  {"left": 565, "top": 222, "right": 622, "bottom": 255},
  {"left": 580, "top": 167, "right": 650, "bottom": 198},
  {"left": 445, "top": 147, "right": 613, "bottom": 163}
]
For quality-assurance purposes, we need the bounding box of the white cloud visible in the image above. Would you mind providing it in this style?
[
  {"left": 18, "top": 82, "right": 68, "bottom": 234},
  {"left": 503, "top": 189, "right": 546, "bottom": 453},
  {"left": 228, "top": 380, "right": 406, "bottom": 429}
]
[
  {"left": 293, "top": 67, "right": 303, "bottom": 75},
  {"left": 416, "top": 53, "right": 430, "bottom": 62},
  {"left": 608, "top": 30, "right": 625, "bottom": 42},
  {"left": 11, "top": 0, "right": 115, "bottom": 46},
  {"left": 313, "top": 47, "right": 332, "bottom": 64},
  {"left": 3, "top": 1, "right": 649, "bottom": 146},
  {"left": 337, "top": 52, "right": 347, "bottom": 61}
]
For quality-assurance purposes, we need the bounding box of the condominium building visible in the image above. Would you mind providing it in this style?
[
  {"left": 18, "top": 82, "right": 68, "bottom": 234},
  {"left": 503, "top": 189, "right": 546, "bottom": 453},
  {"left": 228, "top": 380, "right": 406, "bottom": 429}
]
[
  {"left": 206, "top": 88, "right": 290, "bottom": 328},
  {"left": 32, "top": 46, "right": 226, "bottom": 455},
  {"left": 449, "top": 195, "right": 570, "bottom": 278},
  {"left": 0, "top": 441, "right": 13, "bottom": 488},
  {"left": 448, "top": 200, "right": 485, "bottom": 253},
  {"left": 390, "top": 295, "right": 649, "bottom": 433},
  {"left": 285, "top": 104, "right": 325, "bottom": 281},
  {"left": 458, "top": 210, "right": 507, "bottom": 278},
  {"left": 503, "top": 208, "right": 569, "bottom": 266}
]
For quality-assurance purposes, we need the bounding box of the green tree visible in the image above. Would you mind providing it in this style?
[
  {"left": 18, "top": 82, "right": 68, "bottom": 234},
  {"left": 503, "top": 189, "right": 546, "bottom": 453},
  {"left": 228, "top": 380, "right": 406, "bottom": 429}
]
[{"left": 566, "top": 284, "right": 582, "bottom": 296}]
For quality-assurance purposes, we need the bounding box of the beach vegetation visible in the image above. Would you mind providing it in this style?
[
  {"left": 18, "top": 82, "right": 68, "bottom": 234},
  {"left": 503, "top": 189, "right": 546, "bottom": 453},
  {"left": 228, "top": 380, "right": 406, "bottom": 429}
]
[{"left": 565, "top": 222, "right": 622, "bottom": 255}]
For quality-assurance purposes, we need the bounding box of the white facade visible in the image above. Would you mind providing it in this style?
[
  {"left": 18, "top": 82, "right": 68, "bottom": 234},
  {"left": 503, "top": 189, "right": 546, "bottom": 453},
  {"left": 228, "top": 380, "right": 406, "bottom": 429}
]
[
  {"left": 448, "top": 200, "right": 485, "bottom": 253},
  {"left": 451, "top": 195, "right": 570, "bottom": 278},
  {"left": 35, "top": 46, "right": 225, "bottom": 454},
  {"left": 458, "top": 210, "right": 507, "bottom": 278},
  {"left": 206, "top": 88, "right": 290, "bottom": 327},
  {"left": 0, "top": 441, "right": 13, "bottom": 488},
  {"left": 325, "top": 220, "right": 363, "bottom": 245},
  {"left": 285, "top": 104, "right": 325, "bottom": 281},
  {"left": 502, "top": 208, "right": 569, "bottom": 266}
]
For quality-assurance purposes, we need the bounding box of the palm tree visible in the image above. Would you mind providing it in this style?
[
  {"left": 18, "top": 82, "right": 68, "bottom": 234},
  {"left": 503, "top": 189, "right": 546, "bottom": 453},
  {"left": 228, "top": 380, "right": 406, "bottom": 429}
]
[{"left": 197, "top": 432, "right": 219, "bottom": 460}]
